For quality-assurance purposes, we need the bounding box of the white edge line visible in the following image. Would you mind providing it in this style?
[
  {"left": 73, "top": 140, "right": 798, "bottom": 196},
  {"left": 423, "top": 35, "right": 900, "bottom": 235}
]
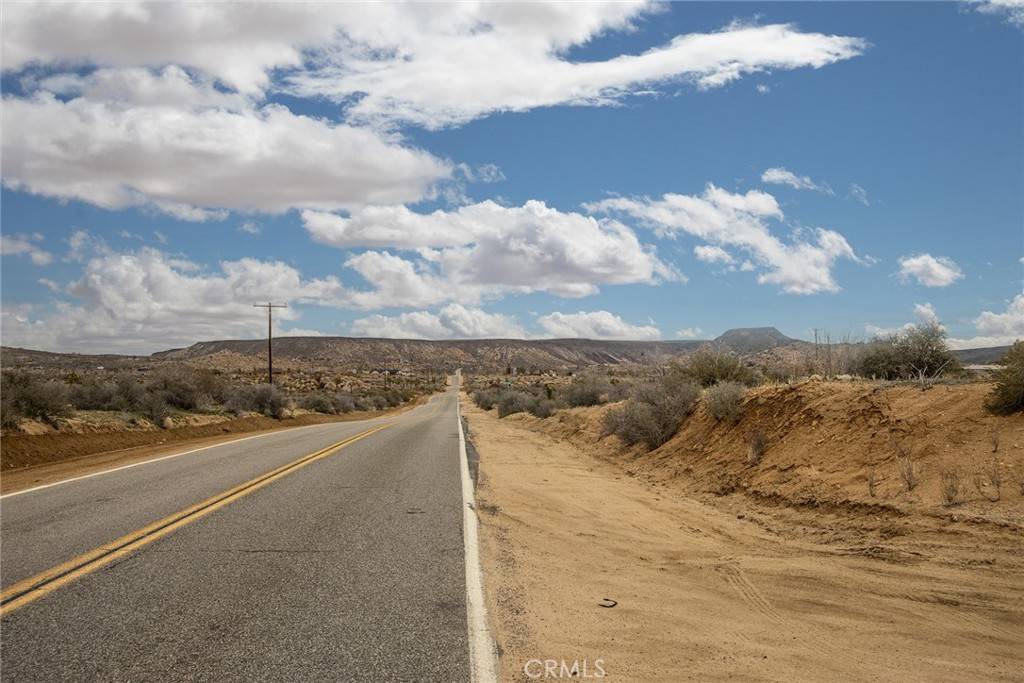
[
  {"left": 0, "top": 421, "right": 351, "bottom": 499},
  {"left": 456, "top": 372, "right": 499, "bottom": 683}
]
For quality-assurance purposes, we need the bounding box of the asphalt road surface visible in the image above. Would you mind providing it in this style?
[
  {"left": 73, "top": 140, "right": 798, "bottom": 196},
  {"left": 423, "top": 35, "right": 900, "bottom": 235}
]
[{"left": 1, "top": 379, "right": 473, "bottom": 681}]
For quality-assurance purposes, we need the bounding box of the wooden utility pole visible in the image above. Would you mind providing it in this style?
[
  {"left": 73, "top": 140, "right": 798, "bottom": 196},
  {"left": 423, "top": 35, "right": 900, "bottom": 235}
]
[{"left": 253, "top": 302, "right": 287, "bottom": 384}]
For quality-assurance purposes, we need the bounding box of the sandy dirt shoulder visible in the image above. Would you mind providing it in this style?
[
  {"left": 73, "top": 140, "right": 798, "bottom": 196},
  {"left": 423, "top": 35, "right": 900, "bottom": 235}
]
[{"left": 462, "top": 395, "right": 1024, "bottom": 682}]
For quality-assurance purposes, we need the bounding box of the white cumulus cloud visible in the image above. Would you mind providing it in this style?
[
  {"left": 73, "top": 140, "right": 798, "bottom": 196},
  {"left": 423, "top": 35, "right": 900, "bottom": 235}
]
[
  {"left": 949, "top": 294, "right": 1024, "bottom": 349},
  {"left": 1, "top": 90, "right": 451, "bottom": 219},
  {"left": 305, "top": 200, "right": 679, "bottom": 303},
  {"left": 537, "top": 310, "right": 660, "bottom": 340},
  {"left": 0, "top": 243, "right": 346, "bottom": 353},
  {"left": 693, "top": 245, "right": 735, "bottom": 264},
  {"left": 587, "top": 184, "right": 861, "bottom": 294},
  {"left": 350, "top": 304, "right": 526, "bottom": 339},
  {"left": 898, "top": 253, "right": 964, "bottom": 287}
]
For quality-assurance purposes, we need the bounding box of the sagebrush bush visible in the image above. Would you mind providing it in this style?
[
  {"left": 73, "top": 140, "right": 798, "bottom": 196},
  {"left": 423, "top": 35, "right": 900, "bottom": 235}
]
[
  {"left": 110, "top": 374, "right": 145, "bottom": 411},
  {"left": 679, "top": 349, "right": 756, "bottom": 387},
  {"left": 559, "top": 375, "right": 612, "bottom": 407},
  {"left": 496, "top": 390, "right": 537, "bottom": 418},
  {"left": 226, "top": 384, "right": 286, "bottom": 418},
  {"left": 299, "top": 391, "right": 355, "bottom": 414},
  {"left": 472, "top": 388, "right": 503, "bottom": 411},
  {"left": 603, "top": 377, "right": 700, "bottom": 449},
  {"left": 0, "top": 372, "right": 71, "bottom": 425},
  {"left": 528, "top": 398, "right": 557, "bottom": 418},
  {"left": 986, "top": 341, "right": 1024, "bottom": 415},
  {"left": 602, "top": 400, "right": 660, "bottom": 448},
  {"left": 141, "top": 393, "right": 172, "bottom": 425},
  {"left": 705, "top": 381, "right": 746, "bottom": 423},
  {"left": 858, "top": 323, "right": 960, "bottom": 381},
  {"left": 69, "top": 380, "right": 120, "bottom": 410},
  {"left": 146, "top": 368, "right": 201, "bottom": 411}
]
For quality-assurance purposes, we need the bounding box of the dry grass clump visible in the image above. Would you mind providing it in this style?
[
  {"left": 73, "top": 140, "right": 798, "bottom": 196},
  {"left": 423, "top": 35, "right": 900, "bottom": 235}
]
[
  {"left": 986, "top": 341, "right": 1024, "bottom": 415},
  {"left": 972, "top": 456, "right": 1002, "bottom": 502},
  {"left": 746, "top": 430, "right": 767, "bottom": 465},
  {"left": 704, "top": 382, "right": 746, "bottom": 423},
  {"left": 940, "top": 469, "right": 962, "bottom": 506},
  {"left": 898, "top": 454, "right": 919, "bottom": 491},
  {"left": 894, "top": 440, "right": 919, "bottom": 491}
]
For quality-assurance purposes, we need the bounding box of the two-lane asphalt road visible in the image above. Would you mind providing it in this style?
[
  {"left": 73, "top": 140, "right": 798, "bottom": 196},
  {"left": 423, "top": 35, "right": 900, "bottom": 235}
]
[{"left": 1, "top": 377, "right": 481, "bottom": 681}]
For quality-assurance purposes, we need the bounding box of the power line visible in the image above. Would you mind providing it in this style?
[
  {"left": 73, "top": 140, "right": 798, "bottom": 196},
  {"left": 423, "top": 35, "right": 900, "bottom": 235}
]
[{"left": 253, "top": 302, "right": 287, "bottom": 384}]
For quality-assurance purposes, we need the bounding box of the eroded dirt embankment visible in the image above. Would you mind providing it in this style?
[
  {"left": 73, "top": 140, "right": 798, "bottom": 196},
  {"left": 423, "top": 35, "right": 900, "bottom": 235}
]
[
  {"left": 516, "top": 381, "right": 1024, "bottom": 524},
  {"left": 464, "top": 381, "right": 1024, "bottom": 682}
]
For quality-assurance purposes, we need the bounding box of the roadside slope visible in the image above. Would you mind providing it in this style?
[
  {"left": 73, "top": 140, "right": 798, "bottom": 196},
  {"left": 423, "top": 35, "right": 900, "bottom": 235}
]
[{"left": 463, "top": 392, "right": 1024, "bottom": 681}]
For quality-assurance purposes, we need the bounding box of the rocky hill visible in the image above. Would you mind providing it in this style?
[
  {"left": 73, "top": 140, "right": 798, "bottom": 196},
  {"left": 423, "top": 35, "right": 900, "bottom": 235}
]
[
  {"left": 711, "top": 327, "right": 797, "bottom": 354},
  {"left": 152, "top": 337, "right": 704, "bottom": 373}
]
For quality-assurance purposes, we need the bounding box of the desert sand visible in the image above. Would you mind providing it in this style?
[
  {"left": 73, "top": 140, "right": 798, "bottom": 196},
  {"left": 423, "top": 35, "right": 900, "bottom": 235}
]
[{"left": 463, "top": 382, "right": 1024, "bottom": 682}]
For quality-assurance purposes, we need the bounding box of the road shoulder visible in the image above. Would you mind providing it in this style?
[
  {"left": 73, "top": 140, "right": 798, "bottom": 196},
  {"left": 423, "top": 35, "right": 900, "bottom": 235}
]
[{"left": 461, "top": 395, "right": 1024, "bottom": 682}]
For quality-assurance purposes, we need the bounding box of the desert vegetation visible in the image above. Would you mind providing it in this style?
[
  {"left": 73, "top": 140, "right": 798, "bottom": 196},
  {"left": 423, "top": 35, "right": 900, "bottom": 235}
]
[
  {"left": 0, "top": 364, "right": 440, "bottom": 433},
  {"left": 467, "top": 325, "right": 1017, "bottom": 463},
  {"left": 602, "top": 375, "right": 701, "bottom": 449},
  {"left": 858, "top": 323, "right": 962, "bottom": 382},
  {"left": 986, "top": 341, "right": 1024, "bottom": 414},
  {"left": 471, "top": 372, "right": 617, "bottom": 420}
]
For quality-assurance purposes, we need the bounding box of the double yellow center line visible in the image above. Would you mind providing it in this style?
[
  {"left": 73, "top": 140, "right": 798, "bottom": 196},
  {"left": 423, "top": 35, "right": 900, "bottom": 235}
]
[{"left": 0, "top": 423, "right": 390, "bottom": 616}]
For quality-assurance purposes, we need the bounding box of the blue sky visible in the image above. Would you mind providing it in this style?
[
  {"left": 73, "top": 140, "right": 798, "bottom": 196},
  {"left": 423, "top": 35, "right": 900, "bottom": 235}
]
[{"left": 1, "top": 1, "right": 1021, "bottom": 353}]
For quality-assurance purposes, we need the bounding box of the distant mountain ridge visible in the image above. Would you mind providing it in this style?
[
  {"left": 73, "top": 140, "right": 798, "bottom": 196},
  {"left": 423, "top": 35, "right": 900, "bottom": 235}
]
[{"left": 1, "top": 327, "right": 1010, "bottom": 372}]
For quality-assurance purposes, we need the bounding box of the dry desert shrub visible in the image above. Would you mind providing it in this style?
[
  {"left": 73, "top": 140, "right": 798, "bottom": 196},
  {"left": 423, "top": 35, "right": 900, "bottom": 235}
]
[
  {"left": 559, "top": 374, "right": 613, "bottom": 407},
  {"left": 472, "top": 388, "right": 503, "bottom": 410},
  {"left": 0, "top": 372, "right": 71, "bottom": 426},
  {"left": 704, "top": 381, "right": 746, "bottom": 423},
  {"left": 679, "top": 348, "right": 756, "bottom": 387},
  {"left": 602, "top": 377, "right": 700, "bottom": 450},
  {"left": 226, "top": 383, "right": 286, "bottom": 418},
  {"left": 529, "top": 398, "right": 557, "bottom": 418},
  {"left": 496, "top": 391, "right": 536, "bottom": 418},
  {"left": 986, "top": 341, "right": 1024, "bottom": 415},
  {"left": 299, "top": 391, "right": 357, "bottom": 414},
  {"left": 858, "top": 322, "right": 960, "bottom": 381}
]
